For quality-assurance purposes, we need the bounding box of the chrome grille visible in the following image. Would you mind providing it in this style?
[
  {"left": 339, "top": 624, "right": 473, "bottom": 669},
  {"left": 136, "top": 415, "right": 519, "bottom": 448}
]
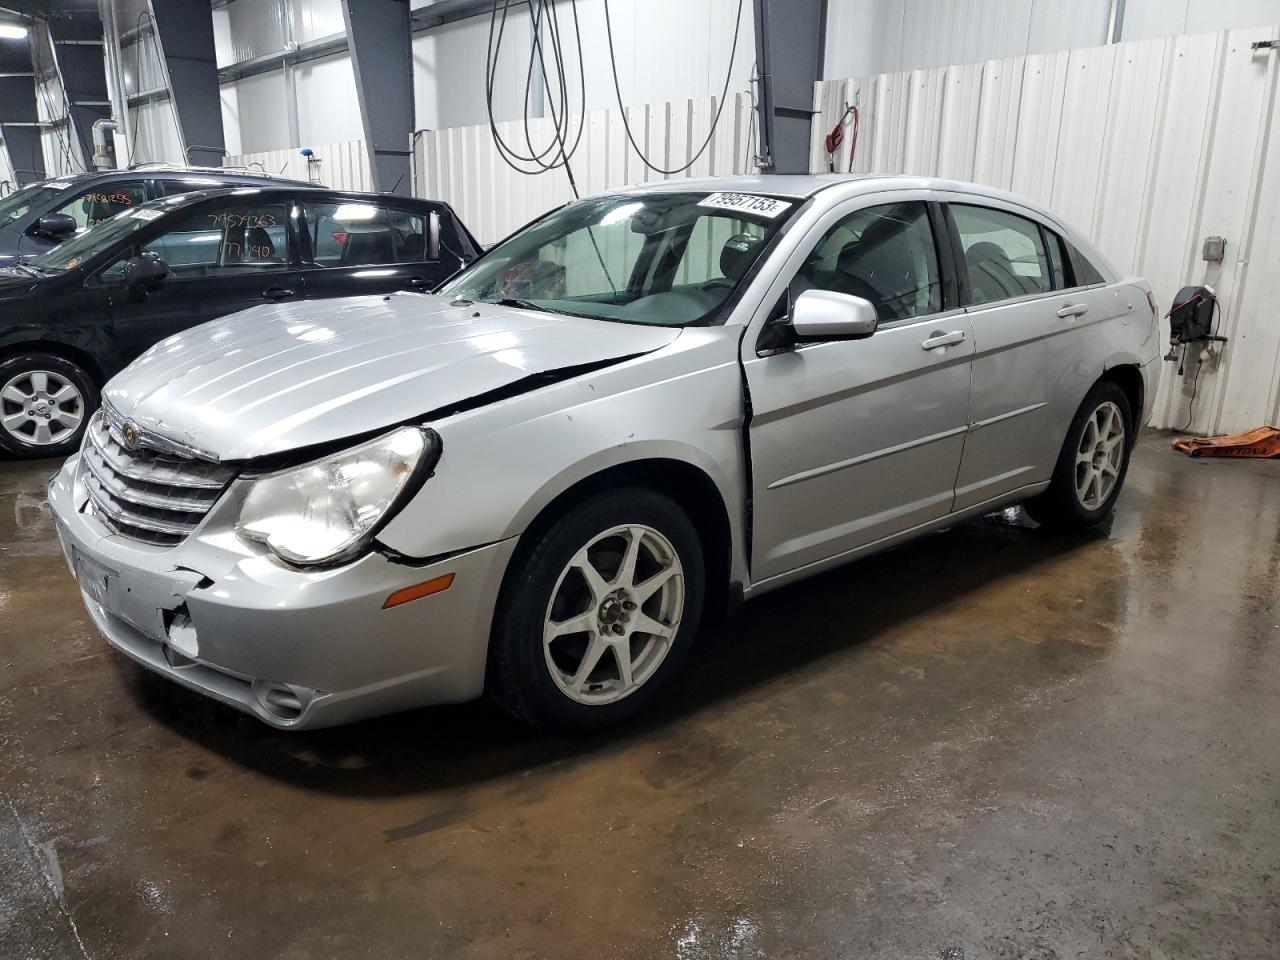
[{"left": 80, "top": 412, "right": 235, "bottom": 546}]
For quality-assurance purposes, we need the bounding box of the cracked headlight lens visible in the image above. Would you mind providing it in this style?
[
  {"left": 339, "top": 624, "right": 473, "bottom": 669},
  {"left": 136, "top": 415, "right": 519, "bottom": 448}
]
[{"left": 236, "top": 426, "right": 438, "bottom": 566}]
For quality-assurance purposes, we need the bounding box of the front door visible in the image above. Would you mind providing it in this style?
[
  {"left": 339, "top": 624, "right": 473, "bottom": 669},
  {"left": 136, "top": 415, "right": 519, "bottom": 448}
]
[
  {"left": 18, "top": 179, "right": 148, "bottom": 259},
  {"left": 743, "top": 198, "right": 974, "bottom": 583},
  {"left": 103, "top": 196, "right": 302, "bottom": 362}
]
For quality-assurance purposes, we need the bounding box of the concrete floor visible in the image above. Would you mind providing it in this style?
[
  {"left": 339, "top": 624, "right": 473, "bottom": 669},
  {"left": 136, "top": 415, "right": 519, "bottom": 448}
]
[{"left": 1, "top": 436, "right": 1278, "bottom": 960}]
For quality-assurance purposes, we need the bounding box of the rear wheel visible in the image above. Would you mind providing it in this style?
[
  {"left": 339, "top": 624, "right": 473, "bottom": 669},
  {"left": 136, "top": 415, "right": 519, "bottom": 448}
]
[
  {"left": 487, "top": 488, "right": 705, "bottom": 734},
  {"left": 0, "top": 352, "right": 98, "bottom": 459},
  {"left": 1025, "top": 380, "right": 1133, "bottom": 530}
]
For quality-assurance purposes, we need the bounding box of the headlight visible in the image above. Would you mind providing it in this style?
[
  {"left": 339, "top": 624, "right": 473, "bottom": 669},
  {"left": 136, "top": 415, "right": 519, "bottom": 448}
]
[{"left": 236, "top": 426, "right": 439, "bottom": 566}]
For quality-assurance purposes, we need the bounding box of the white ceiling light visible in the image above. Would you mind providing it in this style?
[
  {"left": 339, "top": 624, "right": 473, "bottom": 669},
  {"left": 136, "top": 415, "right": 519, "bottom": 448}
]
[{"left": 0, "top": 23, "right": 28, "bottom": 40}]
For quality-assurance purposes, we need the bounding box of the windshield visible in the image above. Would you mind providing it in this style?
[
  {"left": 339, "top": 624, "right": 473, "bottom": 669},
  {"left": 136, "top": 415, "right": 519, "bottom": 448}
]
[
  {"left": 26, "top": 204, "right": 167, "bottom": 272},
  {"left": 438, "top": 191, "right": 797, "bottom": 326},
  {"left": 0, "top": 183, "right": 70, "bottom": 228}
]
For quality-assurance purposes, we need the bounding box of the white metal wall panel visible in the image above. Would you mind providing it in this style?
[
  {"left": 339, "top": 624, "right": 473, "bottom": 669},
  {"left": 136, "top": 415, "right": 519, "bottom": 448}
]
[
  {"left": 870, "top": 70, "right": 911, "bottom": 174},
  {"left": 294, "top": 52, "right": 364, "bottom": 148},
  {"left": 293, "top": 0, "right": 345, "bottom": 43},
  {"left": 1167, "top": 27, "right": 1277, "bottom": 436},
  {"left": 971, "top": 56, "right": 1023, "bottom": 190},
  {"left": 1047, "top": 43, "right": 1117, "bottom": 235},
  {"left": 220, "top": 72, "right": 291, "bottom": 155},
  {"left": 903, "top": 68, "right": 944, "bottom": 175},
  {"left": 936, "top": 62, "right": 984, "bottom": 181},
  {"left": 1008, "top": 51, "right": 1068, "bottom": 207},
  {"left": 128, "top": 99, "right": 184, "bottom": 165},
  {"left": 225, "top": 138, "right": 371, "bottom": 191},
  {"left": 217, "top": 0, "right": 286, "bottom": 66},
  {"left": 413, "top": 92, "right": 759, "bottom": 247},
  {"left": 1090, "top": 37, "right": 1168, "bottom": 274},
  {"left": 824, "top": 0, "right": 1278, "bottom": 77},
  {"left": 1127, "top": 0, "right": 1280, "bottom": 40},
  {"left": 412, "top": 0, "right": 755, "bottom": 133},
  {"left": 812, "top": 25, "right": 1280, "bottom": 436}
]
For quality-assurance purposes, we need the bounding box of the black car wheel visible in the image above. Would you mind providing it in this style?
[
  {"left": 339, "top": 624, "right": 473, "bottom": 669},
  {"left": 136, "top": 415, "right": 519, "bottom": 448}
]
[
  {"left": 487, "top": 488, "right": 705, "bottom": 735},
  {"left": 1024, "top": 380, "right": 1133, "bottom": 530},
  {"left": 0, "top": 352, "right": 99, "bottom": 459}
]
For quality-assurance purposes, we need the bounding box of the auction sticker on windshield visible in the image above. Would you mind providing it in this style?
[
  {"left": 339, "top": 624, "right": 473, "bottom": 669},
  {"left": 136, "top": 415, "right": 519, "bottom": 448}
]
[{"left": 697, "top": 193, "right": 792, "bottom": 219}]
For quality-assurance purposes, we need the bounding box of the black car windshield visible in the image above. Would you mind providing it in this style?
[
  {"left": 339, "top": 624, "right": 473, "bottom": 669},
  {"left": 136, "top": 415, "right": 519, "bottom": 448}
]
[
  {"left": 25, "top": 203, "right": 168, "bottom": 272},
  {"left": 438, "top": 191, "right": 798, "bottom": 326},
  {"left": 0, "top": 182, "right": 70, "bottom": 227}
]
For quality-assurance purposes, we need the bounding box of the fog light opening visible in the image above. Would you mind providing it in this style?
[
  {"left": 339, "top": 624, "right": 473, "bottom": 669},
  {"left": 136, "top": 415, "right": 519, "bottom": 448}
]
[{"left": 252, "top": 680, "right": 315, "bottom": 722}]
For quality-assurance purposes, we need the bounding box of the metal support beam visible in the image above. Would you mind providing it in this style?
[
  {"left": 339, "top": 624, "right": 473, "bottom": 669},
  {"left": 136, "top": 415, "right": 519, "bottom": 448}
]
[
  {"left": 44, "top": 11, "right": 110, "bottom": 169},
  {"left": 752, "top": 0, "right": 826, "bottom": 174},
  {"left": 278, "top": 0, "right": 301, "bottom": 149},
  {"left": 342, "top": 0, "right": 413, "bottom": 195},
  {"left": 0, "top": 23, "right": 45, "bottom": 184},
  {"left": 148, "top": 0, "right": 225, "bottom": 166},
  {"left": 1106, "top": 0, "right": 1128, "bottom": 44}
]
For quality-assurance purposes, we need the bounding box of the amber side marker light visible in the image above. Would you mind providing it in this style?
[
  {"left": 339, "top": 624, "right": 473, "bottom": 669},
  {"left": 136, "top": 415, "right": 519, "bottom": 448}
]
[{"left": 382, "top": 573, "right": 455, "bottom": 609}]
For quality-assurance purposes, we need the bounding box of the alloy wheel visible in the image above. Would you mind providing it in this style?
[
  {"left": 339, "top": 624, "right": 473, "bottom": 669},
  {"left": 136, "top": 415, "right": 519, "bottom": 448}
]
[
  {"left": 542, "top": 524, "right": 685, "bottom": 705},
  {"left": 1075, "top": 400, "right": 1125, "bottom": 510},
  {"left": 0, "top": 370, "right": 84, "bottom": 447}
]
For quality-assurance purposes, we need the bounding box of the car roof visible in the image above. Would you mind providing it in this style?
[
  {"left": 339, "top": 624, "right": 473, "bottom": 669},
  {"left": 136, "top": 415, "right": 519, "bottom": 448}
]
[
  {"left": 134, "top": 186, "right": 449, "bottom": 213},
  {"left": 34, "top": 168, "right": 314, "bottom": 190},
  {"left": 610, "top": 172, "right": 1081, "bottom": 233}
]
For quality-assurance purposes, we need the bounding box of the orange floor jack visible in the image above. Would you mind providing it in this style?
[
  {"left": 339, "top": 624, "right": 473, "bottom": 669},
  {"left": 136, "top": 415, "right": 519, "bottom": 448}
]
[{"left": 1173, "top": 427, "right": 1280, "bottom": 458}]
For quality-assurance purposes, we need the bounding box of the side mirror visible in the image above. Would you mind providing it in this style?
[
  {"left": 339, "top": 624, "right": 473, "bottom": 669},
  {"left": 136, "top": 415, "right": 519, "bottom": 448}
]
[
  {"left": 34, "top": 213, "right": 77, "bottom": 241},
  {"left": 124, "top": 255, "right": 169, "bottom": 290},
  {"left": 790, "top": 289, "right": 879, "bottom": 341}
]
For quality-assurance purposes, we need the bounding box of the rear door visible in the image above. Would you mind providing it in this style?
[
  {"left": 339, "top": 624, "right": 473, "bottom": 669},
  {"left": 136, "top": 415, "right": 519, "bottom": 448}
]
[
  {"left": 945, "top": 197, "right": 1118, "bottom": 509},
  {"left": 102, "top": 196, "right": 303, "bottom": 361},
  {"left": 743, "top": 196, "right": 974, "bottom": 582},
  {"left": 296, "top": 197, "right": 456, "bottom": 300}
]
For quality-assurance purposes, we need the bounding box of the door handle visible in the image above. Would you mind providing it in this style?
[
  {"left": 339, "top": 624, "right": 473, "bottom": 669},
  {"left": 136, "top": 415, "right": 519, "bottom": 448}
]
[
  {"left": 263, "top": 287, "right": 296, "bottom": 300},
  {"left": 1057, "top": 303, "right": 1089, "bottom": 318},
  {"left": 921, "top": 330, "right": 967, "bottom": 351},
  {"left": 406, "top": 277, "right": 426, "bottom": 288}
]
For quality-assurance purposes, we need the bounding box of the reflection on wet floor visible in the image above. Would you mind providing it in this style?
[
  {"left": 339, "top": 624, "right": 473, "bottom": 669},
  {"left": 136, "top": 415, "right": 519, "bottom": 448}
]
[{"left": 1, "top": 438, "right": 1278, "bottom": 959}]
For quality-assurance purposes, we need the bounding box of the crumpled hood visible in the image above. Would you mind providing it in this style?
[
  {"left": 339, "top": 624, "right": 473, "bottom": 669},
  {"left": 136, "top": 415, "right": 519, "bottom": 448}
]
[{"left": 103, "top": 293, "right": 681, "bottom": 461}]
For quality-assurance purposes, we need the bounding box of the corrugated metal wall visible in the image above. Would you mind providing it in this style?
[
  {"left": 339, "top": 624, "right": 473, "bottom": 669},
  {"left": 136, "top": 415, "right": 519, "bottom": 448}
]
[
  {"left": 823, "top": 0, "right": 1280, "bottom": 78},
  {"left": 412, "top": 0, "right": 754, "bottom": 132},
  {"left": 825, "top": 0, "right": 1112, "bottom": 79},
  {"left": 813, "top": 25, "right": 1280, "bottom": 434},
  {"left": 413, "top": 93, "right": 759, "bottom": 246},
  {"left": 224, "top": 138, "right": 372, "bottom": 191}
]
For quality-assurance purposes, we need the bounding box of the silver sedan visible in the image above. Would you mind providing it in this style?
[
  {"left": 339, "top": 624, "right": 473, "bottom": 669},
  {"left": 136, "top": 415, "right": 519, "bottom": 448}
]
[{"left": 48, "top": 175, "right": 1162, "bottom": 732}]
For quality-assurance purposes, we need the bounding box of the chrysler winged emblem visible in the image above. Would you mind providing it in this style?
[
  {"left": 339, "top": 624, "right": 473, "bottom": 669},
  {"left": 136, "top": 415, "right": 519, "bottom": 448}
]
[{"left": 121, "top": 421, "right": 141, "bottom": 450}]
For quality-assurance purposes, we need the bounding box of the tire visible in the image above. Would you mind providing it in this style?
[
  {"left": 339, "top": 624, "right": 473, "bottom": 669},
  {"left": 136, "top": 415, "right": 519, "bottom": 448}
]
[
  {"left": 487, "top": 487, "right": 705, "bottom": 735},
  {"left": 0, "top": 352, "right": 99, "bottom": 459},
  {"left": 1024, "top": 380, "right": 1133, "bottom": 530}
]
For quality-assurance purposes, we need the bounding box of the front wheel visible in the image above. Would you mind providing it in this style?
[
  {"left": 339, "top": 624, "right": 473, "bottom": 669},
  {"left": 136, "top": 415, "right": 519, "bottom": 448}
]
[
  {"left": 1024, "top": 381, "right": 1133, "bottom": 530},
  {"left": 487, "top": 488, "right": 705, "bottom": 734},
  {"left": 0, "top": 352, "right": 99, "bottom": 459}
]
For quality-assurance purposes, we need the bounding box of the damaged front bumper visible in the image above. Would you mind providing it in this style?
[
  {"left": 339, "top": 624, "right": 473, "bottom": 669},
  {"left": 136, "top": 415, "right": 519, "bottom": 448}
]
[{"left": 48, "top": 454, "right": 517, "bottom": 729}]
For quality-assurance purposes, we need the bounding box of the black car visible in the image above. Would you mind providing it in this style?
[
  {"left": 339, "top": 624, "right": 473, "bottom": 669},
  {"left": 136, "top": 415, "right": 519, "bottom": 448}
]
[
  {"left": 0, "top": 165, "right": 315, "bottom": 266},
  {"left": 0, "top": 186, "right": 481, "bottom": 457}
]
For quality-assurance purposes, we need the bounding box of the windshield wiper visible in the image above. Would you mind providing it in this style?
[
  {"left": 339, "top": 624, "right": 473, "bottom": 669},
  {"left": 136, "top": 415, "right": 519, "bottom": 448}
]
[
  {"left": 11, "top": 263, "right": 46, "bottom": 277},
  {"left": 496, "top": 297, "right": 556, "bottom": 313}
]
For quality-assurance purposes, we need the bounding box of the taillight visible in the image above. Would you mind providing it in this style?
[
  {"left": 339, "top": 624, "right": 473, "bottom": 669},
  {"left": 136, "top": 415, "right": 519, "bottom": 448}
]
[{"left": 1146, "top": 291, "right": 1158, "bottom": 317}]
